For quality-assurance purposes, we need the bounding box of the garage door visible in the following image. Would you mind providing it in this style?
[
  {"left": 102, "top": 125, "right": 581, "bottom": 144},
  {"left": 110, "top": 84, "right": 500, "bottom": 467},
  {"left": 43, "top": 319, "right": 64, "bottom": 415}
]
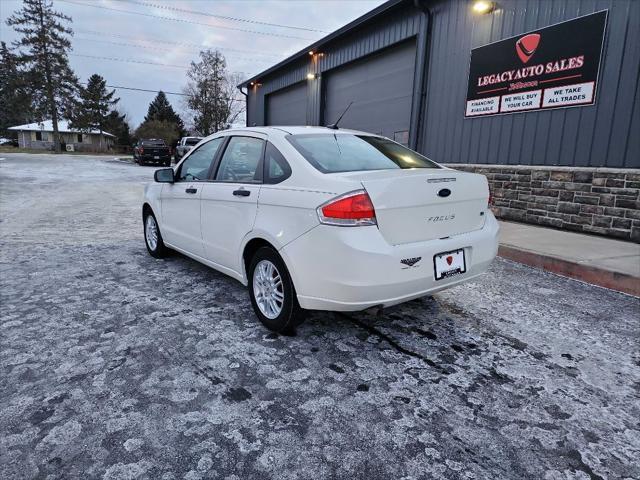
[
  {"left": 266, "top": 82, "right": 307, "bottom": 126},
  {"left": 323, "top": 41, "right": 416, "bottom": 143}
]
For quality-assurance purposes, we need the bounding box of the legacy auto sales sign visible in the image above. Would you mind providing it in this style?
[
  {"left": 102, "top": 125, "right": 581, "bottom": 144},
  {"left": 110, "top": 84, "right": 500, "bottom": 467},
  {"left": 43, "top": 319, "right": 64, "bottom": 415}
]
[{"left": 465, "top": 11, "right": 607, "bottom": 117}]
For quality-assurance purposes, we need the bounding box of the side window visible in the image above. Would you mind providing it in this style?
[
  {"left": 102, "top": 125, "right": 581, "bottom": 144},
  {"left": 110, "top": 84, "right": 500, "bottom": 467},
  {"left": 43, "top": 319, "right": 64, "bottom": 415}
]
[
  {"left": 264, "top": 142, "right": 291, "bottom": 184},
  {"left": 177, "top": 137, "right": 223, "bottom": 181},
  {"left": 215, "top": 136, "right": 264, "bottom": 183}
]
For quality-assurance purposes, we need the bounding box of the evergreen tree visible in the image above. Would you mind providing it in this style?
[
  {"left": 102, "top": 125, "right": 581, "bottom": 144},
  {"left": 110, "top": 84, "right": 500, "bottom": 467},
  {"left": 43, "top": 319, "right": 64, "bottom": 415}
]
[
  {"left": 103, "top": 109, "right": 132, "bottom": 146},
  {"left": 144, "top": 91, "right": 185, "bottom": 138},
  {"left": 71, "top": 73, "right": 119, "bottom": 149},
  {"left": 6, "top": 0, "right": 79, "bottom": 152},
  {"left": 0, "top": 41, "right": 33, "bottom": 135}
]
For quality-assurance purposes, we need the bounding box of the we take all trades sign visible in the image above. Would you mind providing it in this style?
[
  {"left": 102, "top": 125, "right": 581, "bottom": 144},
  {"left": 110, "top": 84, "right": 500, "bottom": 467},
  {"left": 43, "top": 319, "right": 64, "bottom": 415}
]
[{"left": 465, "top": 11, "right": 607, "bottom": 118}]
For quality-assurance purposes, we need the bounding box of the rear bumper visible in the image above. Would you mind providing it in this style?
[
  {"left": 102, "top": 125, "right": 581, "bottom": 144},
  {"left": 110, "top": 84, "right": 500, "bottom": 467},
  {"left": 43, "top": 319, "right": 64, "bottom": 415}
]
[
  {"left": 139, "top": 154, "right": 170, "bottom": 163},
  {"left": 281, "top": 212, "right": 499, "bottom": 311}
]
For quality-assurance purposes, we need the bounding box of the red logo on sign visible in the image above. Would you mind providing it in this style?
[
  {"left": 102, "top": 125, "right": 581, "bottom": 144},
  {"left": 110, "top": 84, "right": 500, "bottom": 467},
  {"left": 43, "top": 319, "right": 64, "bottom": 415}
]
[
  {"left": 515, "top": 33, "right": 541, "bottom": 63},
  {"left": 446, "top": 256, "right": 453, "bottom": 266}
]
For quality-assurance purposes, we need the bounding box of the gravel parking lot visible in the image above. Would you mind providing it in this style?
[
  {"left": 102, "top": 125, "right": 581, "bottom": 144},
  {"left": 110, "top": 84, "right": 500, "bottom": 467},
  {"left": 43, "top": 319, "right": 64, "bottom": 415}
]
[{"left": 1, "top": 153, "right": 639, "bottom": 480}]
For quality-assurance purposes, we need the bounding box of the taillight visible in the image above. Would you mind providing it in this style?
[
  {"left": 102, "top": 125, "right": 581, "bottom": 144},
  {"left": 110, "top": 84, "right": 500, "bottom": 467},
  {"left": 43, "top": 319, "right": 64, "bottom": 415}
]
[
  {"left": 317, "top": 190, "right": 377, "bottom": 226},
  {"left": 139, "top": 147, "right": 144, "bottom": 154},
  {"left": 488, "top": 184, "right": 493, "bottom": 206}
]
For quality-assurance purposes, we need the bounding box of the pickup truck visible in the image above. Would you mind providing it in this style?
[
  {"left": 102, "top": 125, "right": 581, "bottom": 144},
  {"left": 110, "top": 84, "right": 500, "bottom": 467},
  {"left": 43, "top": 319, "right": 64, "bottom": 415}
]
[
  {"left": 174, "top": 136, "right": 203, "bottom": 163},
  {"left": 134, "top": 139, "right": 171, "bottom": 166}
]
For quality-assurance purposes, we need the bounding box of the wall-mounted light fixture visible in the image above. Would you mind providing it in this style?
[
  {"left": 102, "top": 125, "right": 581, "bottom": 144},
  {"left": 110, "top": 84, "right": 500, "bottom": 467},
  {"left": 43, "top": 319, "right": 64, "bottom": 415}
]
[
  {"left": 308, "top": 50, "right": 315, "bottom": 56},
  {"left": 306, "top": 73, "right": 318, "bottom": 80},
  {"left": 472, "top": 1, "right": 495, "bottom": 14}
]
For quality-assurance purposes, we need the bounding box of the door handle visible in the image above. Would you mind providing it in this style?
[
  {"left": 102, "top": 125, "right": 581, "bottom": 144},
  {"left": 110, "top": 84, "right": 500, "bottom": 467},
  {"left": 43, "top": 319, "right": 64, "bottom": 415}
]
[
  {"left": 233, "top": 189, "right": 250, "bottom": 197},
  {"left": 185, "top": 187, "right": 197, "bottom": 194}
]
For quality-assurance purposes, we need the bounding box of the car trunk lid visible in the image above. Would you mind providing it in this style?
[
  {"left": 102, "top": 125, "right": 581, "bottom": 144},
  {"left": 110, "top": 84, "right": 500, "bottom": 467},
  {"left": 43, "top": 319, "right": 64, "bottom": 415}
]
[{"left": 338, "top": 169, "right": 489, "bottom": 245}]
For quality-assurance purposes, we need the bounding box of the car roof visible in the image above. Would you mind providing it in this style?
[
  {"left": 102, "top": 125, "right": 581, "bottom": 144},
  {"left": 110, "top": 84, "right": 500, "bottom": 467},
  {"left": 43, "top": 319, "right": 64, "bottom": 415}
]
[{"left": 220, "top": 126, "right": 378, "bottom": 137}]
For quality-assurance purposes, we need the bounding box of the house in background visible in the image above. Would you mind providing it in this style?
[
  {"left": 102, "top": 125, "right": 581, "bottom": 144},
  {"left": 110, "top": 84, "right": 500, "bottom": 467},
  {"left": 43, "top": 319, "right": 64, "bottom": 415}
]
[{"left": 8, "top": 120, "right": 115, "bottom": 152}]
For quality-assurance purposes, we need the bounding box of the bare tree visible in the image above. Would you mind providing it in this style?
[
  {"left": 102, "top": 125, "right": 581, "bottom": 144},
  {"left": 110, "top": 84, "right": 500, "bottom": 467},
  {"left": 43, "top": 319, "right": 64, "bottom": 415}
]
[
  {"left": 223, "top": 71, "right": 246, "bottom": 127},
  {"left": 183, "top": 50, "right": 246, "bottom": 136}
]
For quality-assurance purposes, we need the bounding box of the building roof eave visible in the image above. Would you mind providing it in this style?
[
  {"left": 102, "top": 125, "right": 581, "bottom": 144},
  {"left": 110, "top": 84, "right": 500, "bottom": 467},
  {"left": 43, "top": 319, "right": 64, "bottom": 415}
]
[{"left": 238, "top": 0, "right": 407, "bottom": 89}]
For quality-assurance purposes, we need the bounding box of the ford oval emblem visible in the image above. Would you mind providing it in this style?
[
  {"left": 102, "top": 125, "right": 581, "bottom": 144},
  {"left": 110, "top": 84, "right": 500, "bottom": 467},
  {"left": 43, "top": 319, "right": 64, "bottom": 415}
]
[{"left": 438, "top": 188, "right": 451, "bottom": 198}]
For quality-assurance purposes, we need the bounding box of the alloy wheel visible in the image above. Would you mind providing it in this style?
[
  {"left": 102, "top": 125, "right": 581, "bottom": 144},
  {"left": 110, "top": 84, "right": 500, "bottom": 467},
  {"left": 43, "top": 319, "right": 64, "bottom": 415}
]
[
  {"left": 145, "top": 215, "right": 158, "bottom": 251},
  {"left": 253, "top": 259, "right": 284, "bottom": 319}
]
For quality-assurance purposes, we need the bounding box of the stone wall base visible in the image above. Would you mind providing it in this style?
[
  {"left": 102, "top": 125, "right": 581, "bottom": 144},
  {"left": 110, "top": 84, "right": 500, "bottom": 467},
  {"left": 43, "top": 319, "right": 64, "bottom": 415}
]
[{"left": 445, "top": 164, "right": 640, "bottom": 243}]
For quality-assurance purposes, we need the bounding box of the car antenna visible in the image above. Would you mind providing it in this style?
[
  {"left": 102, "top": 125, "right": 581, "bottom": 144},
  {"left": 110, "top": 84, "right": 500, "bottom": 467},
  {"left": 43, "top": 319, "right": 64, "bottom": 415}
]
[{"left": 326, "top": 101, "right": 353, "bottom": 130}]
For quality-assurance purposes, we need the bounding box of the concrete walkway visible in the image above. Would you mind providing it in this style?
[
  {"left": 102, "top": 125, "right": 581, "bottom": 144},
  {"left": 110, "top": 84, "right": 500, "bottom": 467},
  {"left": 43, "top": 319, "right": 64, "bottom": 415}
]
[{"left": 498, "top": 220, "right": 640, "bottom": 296}]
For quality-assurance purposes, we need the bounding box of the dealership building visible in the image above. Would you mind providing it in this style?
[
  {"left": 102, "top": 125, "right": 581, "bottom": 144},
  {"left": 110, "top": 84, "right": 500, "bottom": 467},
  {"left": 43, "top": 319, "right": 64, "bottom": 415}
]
[{"left": 240, "top": 0, "right": 640, "bottom": 242}]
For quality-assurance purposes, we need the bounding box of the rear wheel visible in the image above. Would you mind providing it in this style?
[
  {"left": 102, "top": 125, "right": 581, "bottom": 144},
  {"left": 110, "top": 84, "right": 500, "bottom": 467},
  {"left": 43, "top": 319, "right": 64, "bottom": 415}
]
[
  {"left": 248, "top": 247, "right": 303, "bottom": 333},
  {"left": 144, "top": 211, "right": 168, "bottom": 258}
]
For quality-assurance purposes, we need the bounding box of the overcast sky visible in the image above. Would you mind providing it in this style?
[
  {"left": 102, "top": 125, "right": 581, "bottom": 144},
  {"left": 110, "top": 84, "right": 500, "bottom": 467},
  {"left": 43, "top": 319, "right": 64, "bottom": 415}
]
[{"left": 0, "top": 0, "right": 385, "bottom": 128}]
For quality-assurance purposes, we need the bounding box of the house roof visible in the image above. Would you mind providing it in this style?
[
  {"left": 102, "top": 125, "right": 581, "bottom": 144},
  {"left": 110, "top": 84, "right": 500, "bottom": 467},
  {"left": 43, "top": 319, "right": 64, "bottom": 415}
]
[
  {"left": 8, "top": 120, "right": 115, "bottom": 137},
  {"left": 238, "top": 0, "right": 405, "bottom": 88}
]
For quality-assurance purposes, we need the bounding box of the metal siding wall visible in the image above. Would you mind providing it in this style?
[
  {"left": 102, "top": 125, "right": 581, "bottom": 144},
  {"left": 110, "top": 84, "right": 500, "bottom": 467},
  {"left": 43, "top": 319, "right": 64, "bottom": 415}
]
[
  {"left": 318, "top": 8, "right": 420, "bottom": 73},
  {"left": 420, "top": 0, "right": 640, "bottom": 168},
  {"left": 246, "top": 89, "right": 255, "bottom": 126},
  {"left": 245, "top": 4, "right": 422, "bottom": 129},
  {"left": 308, "top": 59, "right": 322, "bottom": 125},
  {"left": 245, "top": 0, "right": 637, "bottom": 168},
  {"left": 246, "top": 58, "right": 307, "bottom": 126}
]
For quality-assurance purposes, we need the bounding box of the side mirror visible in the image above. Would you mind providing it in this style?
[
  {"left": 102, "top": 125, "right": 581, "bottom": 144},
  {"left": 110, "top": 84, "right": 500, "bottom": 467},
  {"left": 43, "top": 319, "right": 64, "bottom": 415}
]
[{"left": 154, "top": 168, "right": 175, "bottom": 183}]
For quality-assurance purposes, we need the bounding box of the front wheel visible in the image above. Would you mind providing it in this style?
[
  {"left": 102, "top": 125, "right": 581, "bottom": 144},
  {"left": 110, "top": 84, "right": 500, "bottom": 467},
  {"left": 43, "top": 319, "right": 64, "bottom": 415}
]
[
  {"left": 248, "top": 247, "right": 304, "bottom": 333},
  {"left": 144, "top": 211, "right": 168, "bottom": 258}
]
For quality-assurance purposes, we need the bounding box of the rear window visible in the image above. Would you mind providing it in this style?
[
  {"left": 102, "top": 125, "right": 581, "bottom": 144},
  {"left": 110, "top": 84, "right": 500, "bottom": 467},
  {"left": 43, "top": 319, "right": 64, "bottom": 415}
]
[
  {"left": 185, "top": 138, "right": 201, "bottom": 146},
  {"left": 286, "top": 134, "right": 440, "bottom": 173},
  {"left": 141, "top": 139, "right": 166, "bottom": 146}
]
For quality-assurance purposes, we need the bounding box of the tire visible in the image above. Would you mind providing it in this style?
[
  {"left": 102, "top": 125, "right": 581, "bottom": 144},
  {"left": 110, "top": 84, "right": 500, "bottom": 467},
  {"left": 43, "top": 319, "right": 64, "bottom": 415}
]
[
  {"left": 248, "top": 247, "right": 304, "bottom": 333},
  {"left": 143, "top": 211, "right": 168, "bottom": 258}
]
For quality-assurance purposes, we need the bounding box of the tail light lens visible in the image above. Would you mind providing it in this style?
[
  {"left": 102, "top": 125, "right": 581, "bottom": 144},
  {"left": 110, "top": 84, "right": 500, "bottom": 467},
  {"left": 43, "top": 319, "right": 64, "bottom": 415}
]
[
  {"left": 317, "top": 190, "right": 377, "bottom": 226},
  {"left": 139, "top": 147, "right": 144, "bottom": 154}
]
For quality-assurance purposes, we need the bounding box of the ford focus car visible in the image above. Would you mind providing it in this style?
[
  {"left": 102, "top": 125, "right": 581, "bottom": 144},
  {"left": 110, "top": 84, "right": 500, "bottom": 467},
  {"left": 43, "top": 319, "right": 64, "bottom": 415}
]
[{"left": 142, "top": 126, "right": 499, "bottom": 332}]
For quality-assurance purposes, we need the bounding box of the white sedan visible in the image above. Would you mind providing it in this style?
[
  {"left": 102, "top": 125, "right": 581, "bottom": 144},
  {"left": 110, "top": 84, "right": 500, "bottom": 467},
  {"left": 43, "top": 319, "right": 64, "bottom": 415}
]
[{"left": 142, "top": 127, "right": 499, "bottom": 332}]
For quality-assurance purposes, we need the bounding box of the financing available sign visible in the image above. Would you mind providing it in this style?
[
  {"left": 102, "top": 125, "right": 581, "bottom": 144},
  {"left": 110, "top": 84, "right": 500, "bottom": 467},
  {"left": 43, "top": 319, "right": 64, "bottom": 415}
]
[{"left": 465, "top": 11, "right": 607, "bottom": 118}]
